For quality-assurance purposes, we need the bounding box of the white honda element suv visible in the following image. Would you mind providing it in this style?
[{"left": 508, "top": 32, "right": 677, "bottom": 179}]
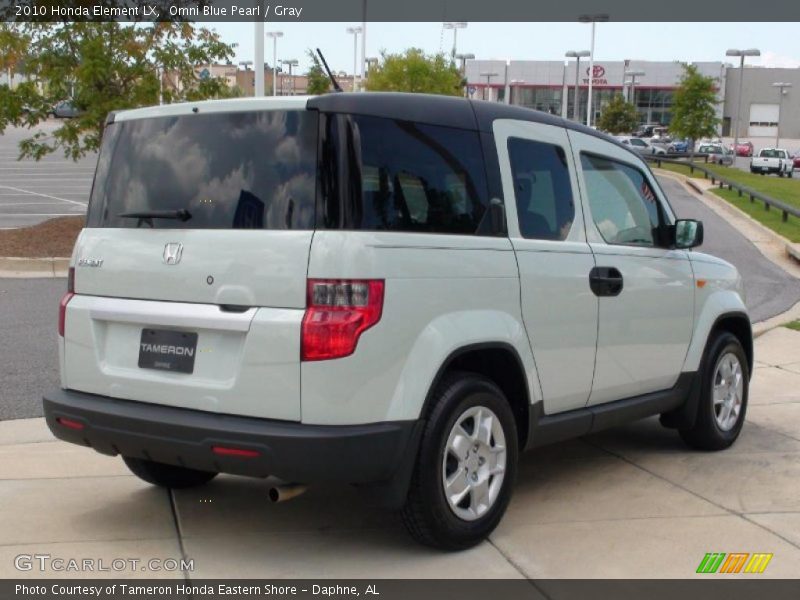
[{"left": 45, "top": 93, "right": 751, "bottom": 550}]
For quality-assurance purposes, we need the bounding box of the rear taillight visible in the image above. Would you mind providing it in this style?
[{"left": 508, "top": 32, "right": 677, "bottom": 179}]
[
  {"left": 301, "top": 279, "right": 385, "bottom": 361},
  {"left": 58, "top": 267, "right": 75, "bottom": 337}
]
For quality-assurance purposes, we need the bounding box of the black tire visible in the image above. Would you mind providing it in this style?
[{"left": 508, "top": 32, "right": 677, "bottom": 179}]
[
  {"left": 401, "top": 372, "right": 518, "bottom": 550},
  {"left": 679, "top": 332, "right": 749, "bottom": 451},
  {"left": 123, "top": 457, "right": 217, "bottom": 489}
]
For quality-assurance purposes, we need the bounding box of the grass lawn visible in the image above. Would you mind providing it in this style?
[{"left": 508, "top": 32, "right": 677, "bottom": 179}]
[
  {"left": 655, "top": 162, "right": 800, "bottom": 242},
  {"left": 785, "top": 320, "right": 800, "bottom": 332}
]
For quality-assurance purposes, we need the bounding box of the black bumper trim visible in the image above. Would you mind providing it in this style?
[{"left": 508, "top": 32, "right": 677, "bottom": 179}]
[{"left": 43, "top": 389, "right": 421, "bottom": 485}]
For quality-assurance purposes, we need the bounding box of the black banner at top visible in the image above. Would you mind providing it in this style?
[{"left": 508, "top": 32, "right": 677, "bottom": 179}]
[{"left": 4, "top": 0, "right": 800, "bottom": 22}]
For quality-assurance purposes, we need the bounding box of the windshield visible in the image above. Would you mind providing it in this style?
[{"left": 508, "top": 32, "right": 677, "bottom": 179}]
[
  {"left": 759, "top": 149, "right": 786, "bottom": 158},
  {"left": 87, "top": 110, "right": 318, "bottom": 229}
]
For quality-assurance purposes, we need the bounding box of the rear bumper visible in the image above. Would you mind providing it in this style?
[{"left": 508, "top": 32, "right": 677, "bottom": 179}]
[{"left": 43, "top": 388, "right": 421, "bottom": 486}]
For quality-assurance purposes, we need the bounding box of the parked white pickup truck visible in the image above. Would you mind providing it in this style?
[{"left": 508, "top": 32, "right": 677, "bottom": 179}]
[{"left": 750, "top": 148, "right": 794, "bottom": 177}]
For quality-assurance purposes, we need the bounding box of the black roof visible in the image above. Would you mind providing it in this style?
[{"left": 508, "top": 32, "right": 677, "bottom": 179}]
[{"left": 308, "top": 92, "right": 632, "bottom": 154}]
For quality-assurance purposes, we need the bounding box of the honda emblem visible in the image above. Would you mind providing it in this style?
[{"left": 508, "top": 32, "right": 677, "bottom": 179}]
[{"left": 163, "top": 243, "right": 183, "bottom": 265}]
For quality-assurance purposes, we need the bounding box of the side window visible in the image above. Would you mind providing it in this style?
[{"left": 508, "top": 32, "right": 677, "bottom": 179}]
[
  {"left": 507, "top": 137, "right": 575, "bottom": 241},
  {"left": 318, "top": 114, "right": 489, "bottom": 235},
  {"left": 580, "top": 153, "right": 663, "bottom": 247}
]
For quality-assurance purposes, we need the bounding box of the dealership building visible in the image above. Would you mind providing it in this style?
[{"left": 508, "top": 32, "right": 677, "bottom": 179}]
[{"left": 465, "top": 60, "right": 800, "bottom": 139}]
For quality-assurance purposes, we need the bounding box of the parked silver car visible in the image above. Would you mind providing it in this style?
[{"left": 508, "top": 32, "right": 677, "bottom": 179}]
[
  {"left": 616, "top": 135, "right": 667, "bottom": 156},
  {"left": 698, "top": 144, "right": 734, "bottom": 166}
]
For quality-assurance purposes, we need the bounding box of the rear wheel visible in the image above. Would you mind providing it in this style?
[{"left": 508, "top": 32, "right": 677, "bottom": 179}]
[
  {"left": 123, "top": 457, "right": 217, "bottom": 489},
  {"left": 401, "top": 372, "right": 518, "bottom": 550},
  {"left": 679, "top": 332, "right": 749, "bottom": 450}
]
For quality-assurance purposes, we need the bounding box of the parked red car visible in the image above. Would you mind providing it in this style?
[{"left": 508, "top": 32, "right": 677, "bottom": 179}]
[
  {"left": 732, "top": 141, "right": 754, "bottom": 157},
  {"left": 793, "top": 151, "right": 800, "bottom": 170}
]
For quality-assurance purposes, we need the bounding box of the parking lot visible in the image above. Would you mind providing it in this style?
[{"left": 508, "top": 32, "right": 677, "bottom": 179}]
[{"left": 0, "top": 123, "right": 93, "bottom": 228}]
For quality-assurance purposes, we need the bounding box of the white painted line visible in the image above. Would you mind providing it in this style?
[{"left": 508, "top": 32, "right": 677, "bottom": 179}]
[
  {"left": 0, "top": 202, "right": 73, "bottom": 206},
  {"left": 0, "top": 213, "right": 83, "bottom": 217},
  {"left": 0, "top": 185, "right": 88, "bottom": 207}
]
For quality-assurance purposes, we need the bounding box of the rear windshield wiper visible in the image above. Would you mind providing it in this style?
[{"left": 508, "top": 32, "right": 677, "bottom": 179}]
[{"left": 118, "top": 209, "right": 192, "bottom": 222}]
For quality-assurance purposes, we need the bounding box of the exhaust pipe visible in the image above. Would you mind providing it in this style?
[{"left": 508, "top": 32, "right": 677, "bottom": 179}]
[{"left": 269, "top": 483, "right": 308, "bottom": 503}]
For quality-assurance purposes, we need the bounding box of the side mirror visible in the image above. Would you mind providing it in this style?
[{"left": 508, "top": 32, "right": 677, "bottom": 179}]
[
  {"left": 673, "top": 219, "right": 704, "bottom": 249},
  {"left": 489, "top": 198, "right": 506, "bottom": 236}
]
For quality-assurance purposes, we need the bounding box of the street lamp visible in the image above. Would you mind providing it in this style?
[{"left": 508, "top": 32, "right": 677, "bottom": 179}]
[
  {"left": 726, "top": 48, "right": 760, "bottom": 153},
  {"left": 566, "top": 50, "right": 590, "bottom": 121},
  {"left": 346, "top": 26, "right": 363, "bottom": 92},
  {"left": 238, "top": 60, "right": 253, "bottom": 70},
  {"left": 443, "top": 22, "right": 468, "bottom": 60},
  {"left": 579, "top": 14, "right": 609, "bottom": 127},
  {"left": 772, "top": 82, "right": 792, "bottom": 148},
  {"left": 624, "top": 69, "right": 645, "bottom": 104},
  {"left": 266, "top": 31, "right": 284, "bottom": 96},
  {"left": 280, "top": 59, "right": 299, "bottom": 95},
  {"left": 455, "top": 53, "right": 475, "bottom": 98},
  {"left": 479, "top": 71, "right": 498, "bottom": 101}
]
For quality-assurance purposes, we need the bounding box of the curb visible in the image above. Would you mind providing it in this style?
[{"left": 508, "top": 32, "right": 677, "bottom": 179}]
[{"left": 0, "top": 257, "right": 69, "bottom": 278}]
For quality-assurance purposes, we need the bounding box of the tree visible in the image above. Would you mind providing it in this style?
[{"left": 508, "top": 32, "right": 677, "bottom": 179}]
[
  {"left": 669, "top": 63, "right": 720, "bottom": 160},
  {"left": 365, "top": 49, "right": 462, "bottom": 96},
  {"left": 305, "top": 49, "right": 331, "bottom": 95},
  {"left": 597, "top": 94, "right": 640, "bottom": 134},
  {"left": 0, "top": 23, "right": 29, "bottom": 88},
  {"left": 0, "top": 21, "right": 235, "bottom": 161}
]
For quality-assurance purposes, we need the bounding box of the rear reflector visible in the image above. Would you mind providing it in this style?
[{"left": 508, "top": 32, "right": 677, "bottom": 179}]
[
  {"left": 56, "top": 417, "right": 84, "bottom": 430},
  {"left": 211, "top": 446, "right": 260, "bottom": 458},
  {"left": 58, "top": 292, "right": 74, "bottom": 338},
  {"left": 58, "top": 267, "right": 75, "bottom": 338},
  {"left": 301, "top": 279, "right": 385, "bottom": 361}
]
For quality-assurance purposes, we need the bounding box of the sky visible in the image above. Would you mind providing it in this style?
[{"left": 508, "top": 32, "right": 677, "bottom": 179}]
[{"left": 210, "top": 22, "right": 800, "bottom": 75}]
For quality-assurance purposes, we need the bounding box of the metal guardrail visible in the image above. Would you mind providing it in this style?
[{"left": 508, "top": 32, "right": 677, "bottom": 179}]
[{"left": 647, "top": 156, "right": 800, "bottom": 225}]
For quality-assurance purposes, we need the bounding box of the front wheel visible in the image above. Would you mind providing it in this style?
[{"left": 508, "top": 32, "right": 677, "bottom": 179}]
[
  {"left": 679, "top": 332, "right": 749, "bottom": 451},
  {"left": 123, "top": 457, "right": 218, "bottom": 489},
  {"left": 401, "top": 372, "right": 518, "bottom": 550}
]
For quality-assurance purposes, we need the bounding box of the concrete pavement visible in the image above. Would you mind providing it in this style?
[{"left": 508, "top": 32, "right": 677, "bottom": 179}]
[{"left": 2, "top": 327, "right": 799, "bottom": 579}]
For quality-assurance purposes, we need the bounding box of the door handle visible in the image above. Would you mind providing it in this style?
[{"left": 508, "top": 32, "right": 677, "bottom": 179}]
[{"left": 589, "top": 267, "right": 624, "bottom": 297}]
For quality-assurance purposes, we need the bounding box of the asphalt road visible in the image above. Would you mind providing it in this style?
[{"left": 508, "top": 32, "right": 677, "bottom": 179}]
[
  {"left": 1, "top": 176, "right": 799, "bottom": 421},
  {"left": 0, "top": 123, "right": 94, "bottom": 228},
  {"left": 0, "top": 278, "right": 63, "bottom": 420}
]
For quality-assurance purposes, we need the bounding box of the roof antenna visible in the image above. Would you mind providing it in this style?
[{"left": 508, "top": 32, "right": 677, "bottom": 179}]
[{"left": 316, "top": 48, "right": 343, "bottom": 93}]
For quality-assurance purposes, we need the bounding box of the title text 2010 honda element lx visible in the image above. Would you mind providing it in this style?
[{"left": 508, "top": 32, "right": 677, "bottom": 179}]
[{"left": 45, "top": 93, "right": 751, "bottom": 549}]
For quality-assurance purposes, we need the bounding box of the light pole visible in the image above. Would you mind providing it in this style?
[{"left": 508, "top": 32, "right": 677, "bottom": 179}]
[
  {"left": 566, "top": 50, "right": 590, "bottom": 121},
  {"left": 455, "top": 53, "right": 474, "bottom": 97},
  {"left": 772, "top": 82, "right": 792, "bottom": 148},
  {"left": 280, "top": 59, "right": 299, "bottom": 95},
  {"left": 443, "top": 22, "right": 468, "bottom": 60},
  {"left": 346, "top": 26, "right": 363, "bottom": 92},
  {"left": 254, "top": 22, "right": 265, "bottom": 96},
  {"left": 266, "top": 31, "right": 284, "bottom": 96},
  {"left": 479, "top": 71, "right": 498, "bottom": 101},
  {"left": 579, "top": 14, "right": 609, "bottom": 127},
  {"left": 361, "top": 1, "right": 367, "bottom": 93},
  {"left": 624, "top": 69, "right": 645, "bottom": 107},
  {"left": 726, "top": 48, "right": 760, "bottom": 153}
]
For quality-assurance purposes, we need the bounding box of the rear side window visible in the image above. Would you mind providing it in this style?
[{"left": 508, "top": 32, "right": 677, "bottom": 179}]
[
  {"left": 87, "top": 110, "right": 317, "bottom": 229},
  {"left": 507, "top": 137, "right": 574, "bottom": 241},
  {"left": 580, "top": 153, "right": 663, "bottom": 247},
  {"left": 318, "top": 114, "right": 490, "bottom": 235}
]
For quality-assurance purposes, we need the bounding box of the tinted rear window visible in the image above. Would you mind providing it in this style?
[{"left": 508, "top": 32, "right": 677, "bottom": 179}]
[
  {"left": 318, "top": 114, "right": 490, "bottom": 235},
  {"left": 87, "top": 110, "right": 317, "bottom": 229}
]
